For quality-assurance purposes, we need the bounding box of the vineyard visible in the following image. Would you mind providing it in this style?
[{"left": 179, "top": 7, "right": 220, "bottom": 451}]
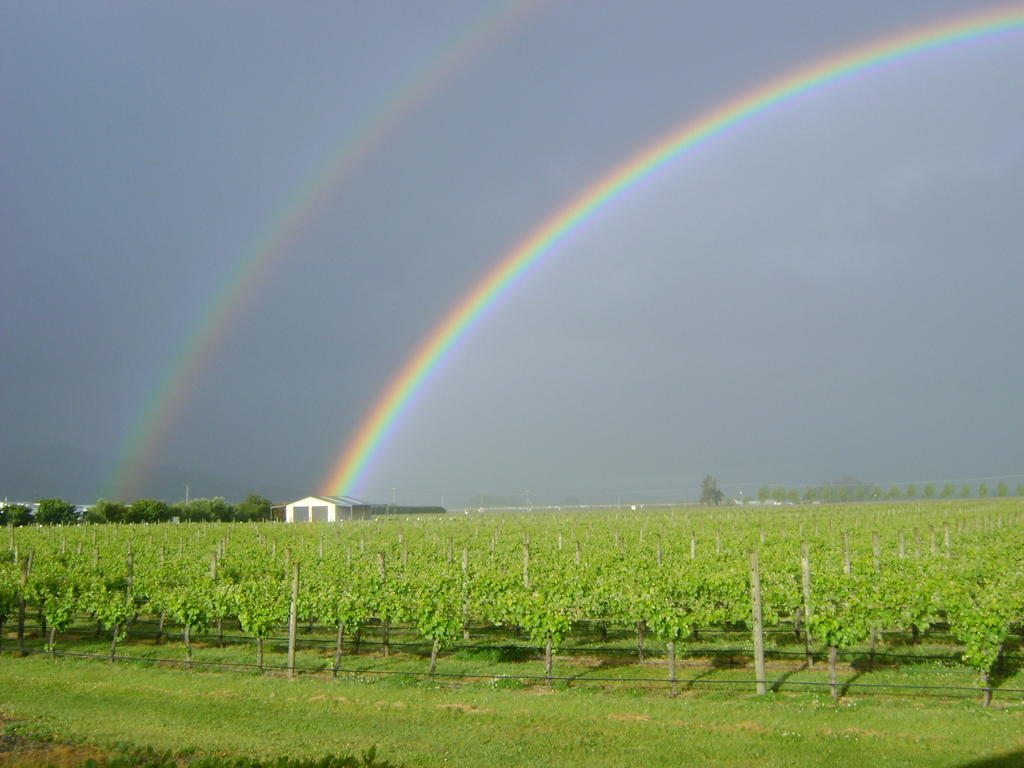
[{"left": 2, "top": 499, "right": 1023, "bottom": 707}]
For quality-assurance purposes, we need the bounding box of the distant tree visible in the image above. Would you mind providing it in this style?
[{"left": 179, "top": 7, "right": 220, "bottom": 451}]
[
  {"left": 89, "top": 499, "right": 128, "bottom": 524},
  {"left": 787, "top": 488, "right": 800, "bottom": 504},
  {"left": 1, "top": 504, "right": 33, "bottom": 527},
  {"left": 82, "top": 507, "right": 105, "bottom": 524},
  {"left": 1016, "top": 484, "right": 1024, "bottom": 497},
  {"left": 757, "top": 485, "right": 770, "bottom": 503},
  {"left": 771, "top": 487, "right": 786, "bottom": 503},
  {"left": 887, "top": 485, "right": 903, "bottom": 500},
  {"left": 128, "top": 498, "right": 170, "bottom": 523},
  {"left": 35, "top": 498, "right": 77, "bottom": 526},
  {"left": 836, "top": 486, "right": 849, "bottom": 503},
  {"left": 853, "top": 485, "right": 867, "bottom": 502},
  {"left": 172, "top": 496, "right": 236, "bottom": 522},
  {"left": 960, "top": 483, "right": 971, "bottom": 498},
  {"left": 821, "top": 486, "right": 834, "bottom": 503},
  {"left": 905, "top": 484, "right": 918, "bottom": 499},
  {"left": 802, "top": 486, "right": 817, "bottom": 503},
  {"left": 922, "top": 484, "right": 936, "bottom": 499},
  {"left": 700, "top": 476, "right": 724, "bottom": 506},
  {"left": 941, "top": 482, "right": 956, "bottom": 498},
  {"left": 870, "top": 486, "right": 884, "bottom": 500},
  {"left": 208, "top": 497, "right": 236, "bottom": 521},
  {"left": 237, "top": 494, "right": 272, "bottom": 522},
  {"left": 978, "top": 483, "right": 989, "bottom": 498},
  {"left": 996, "top": 482, "right": 1008, "bottom": 497}
]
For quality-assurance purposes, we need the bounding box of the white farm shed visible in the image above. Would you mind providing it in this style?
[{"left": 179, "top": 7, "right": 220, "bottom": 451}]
[{"left": 284, "top": 495, "right": 372, "bottom": 523}]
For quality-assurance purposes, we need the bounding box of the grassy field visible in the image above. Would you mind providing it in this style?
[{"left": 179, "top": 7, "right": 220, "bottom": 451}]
[{"left": 2, "top": 653, "right": 1024, "bottom": 767}]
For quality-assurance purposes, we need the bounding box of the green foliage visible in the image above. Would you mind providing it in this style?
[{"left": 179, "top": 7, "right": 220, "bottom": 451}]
[
  {"left": 129, "top": 498, "right": 171, "bottom": 523},
  {"left": 807, "top": 575, "right": 873, "bottom": 650},
  {"left": 1, "top": 504, "right": 33, "bottom": 527},
  {"left": 0, "top": 569, "right": 19, "bottom": 625},
  {"left": 89, "top": 499, "right": 129, "bottom": 523},
  {"left": 36, "top": 498, "right": 78, "bottom": 526},
  {"left": 237, "top": 494, "right": 273, "bottom": 522},
  {"left": 232, "top": 581, "right": 288, "bottom": 639},
  {"left": 946, "top": 581, "right": 1017, "bottom": 674},
  {"left": 3, "top": 497, "right": 1023, "bottom": 699},
  {"left": 165, "top": 581, "right": 214, "bottom": 633},
  {"left": 922, "top": 484, "right": 936, "bottom": 498},
  {"left": 85, "top": 587, "right": 135, "bottom": 641},
  {"left": 699, "top": 475, "right": 724, "bottom": 506},
  {"left": 413, "top": 578, "right": 462, "bottom": 649}
]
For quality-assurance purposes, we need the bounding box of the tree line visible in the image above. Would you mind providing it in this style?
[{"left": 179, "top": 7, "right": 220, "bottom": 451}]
[
  {"left": 0, "top": 494, "right": 273, "bottom": 527},
  {"left": 751, "top": 481, "right": 1022, "bottom": 505}
]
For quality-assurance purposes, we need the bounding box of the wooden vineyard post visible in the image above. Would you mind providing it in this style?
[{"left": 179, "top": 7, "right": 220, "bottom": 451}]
[
  {"left": 287, "top": 562, "right": 300, "bottom": 678},
  {"left": 750, "top": 550, "right": 766, "bottom": 695},
  {"left": 897, "top": 530, "right": 906, "bottom": 559},
  {"left": 17, "top": 551, "right": 32, "bottom": 655},
  {"left": 801, "top": 541, "right": 813, "bottom": 668},
  {"left": 522, "top": 536, "right": 530, "bottom": 590},
  {"left": 829, "top": 646, "right": 840, "bottom": 701},
  {"left": 377, "top": 552, "right": 390, "bottom": 656},
  {"left": 462, "top": 547, "right": 471, "bottom": 640},
  {"left": 842, "top": 532, "right": 851, "bottom": 575},
  {"left": 668, "top": 640, "right": 678, "bottom": 696},
  {"left": 575, "top": 540, "right": 582, "bottom": 565}
]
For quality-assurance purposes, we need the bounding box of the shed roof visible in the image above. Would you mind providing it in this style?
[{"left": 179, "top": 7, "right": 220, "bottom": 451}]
[{"left": 289, "top": 494, "right": 370, "bottom": 507}]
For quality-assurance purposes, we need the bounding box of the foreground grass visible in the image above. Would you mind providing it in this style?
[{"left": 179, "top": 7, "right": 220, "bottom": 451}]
[{"left": 2, "top": 655, "right": 1024, "bottom": 767}]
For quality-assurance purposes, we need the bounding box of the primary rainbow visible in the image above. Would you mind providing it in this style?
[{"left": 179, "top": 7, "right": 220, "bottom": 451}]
[
  {"left": 324, "top": 4, "right": 1024, "bottom": 497},
  {"left": 106, "top": 0, "right": 542, "bottom": 500}
]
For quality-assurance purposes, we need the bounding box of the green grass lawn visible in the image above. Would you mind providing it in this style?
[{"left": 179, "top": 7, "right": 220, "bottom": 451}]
[{"left": 2, "top": 653, "right": 1024, "bottom": 768}]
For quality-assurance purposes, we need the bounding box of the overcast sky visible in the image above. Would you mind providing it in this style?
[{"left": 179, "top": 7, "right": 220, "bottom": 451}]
[{"left": 3, "top": 1, "right": 1023, "bottom": 506}]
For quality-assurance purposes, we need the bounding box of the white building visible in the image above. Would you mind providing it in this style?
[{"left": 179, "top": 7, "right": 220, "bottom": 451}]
[{"left": 283, "top": 495, "right": 372, "bottom": 523}]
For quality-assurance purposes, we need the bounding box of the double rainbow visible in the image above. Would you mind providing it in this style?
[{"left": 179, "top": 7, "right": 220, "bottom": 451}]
[{"left": 323, "top": 4, "right": 1024, "bottom": 497}]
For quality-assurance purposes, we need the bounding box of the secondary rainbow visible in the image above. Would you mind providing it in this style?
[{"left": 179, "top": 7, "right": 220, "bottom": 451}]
[
  {"left": 106, "top": 0, "right": 542, "bottom": 500},
  {"left": 324, "top": 4, "right": 1024, "bottom": 497}
]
